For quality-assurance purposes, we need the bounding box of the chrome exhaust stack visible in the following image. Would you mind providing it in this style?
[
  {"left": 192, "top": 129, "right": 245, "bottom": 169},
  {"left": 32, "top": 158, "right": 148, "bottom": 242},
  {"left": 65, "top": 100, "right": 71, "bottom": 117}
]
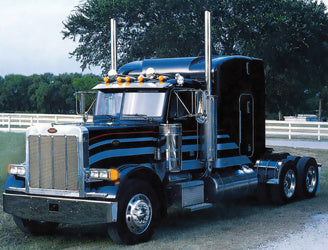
[
  {"left": 201, "top": 11, "right": 217, "bottom": 171},
  {"left": 108, "top": 18, "right": 117, "bottom": 76}
]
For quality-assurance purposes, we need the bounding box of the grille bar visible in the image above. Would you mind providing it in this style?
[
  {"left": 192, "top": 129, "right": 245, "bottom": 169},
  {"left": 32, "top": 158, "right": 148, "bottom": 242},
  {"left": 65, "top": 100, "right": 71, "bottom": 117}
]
[{"left": 29, "top": 135, "right": 78, "bottom": 191}]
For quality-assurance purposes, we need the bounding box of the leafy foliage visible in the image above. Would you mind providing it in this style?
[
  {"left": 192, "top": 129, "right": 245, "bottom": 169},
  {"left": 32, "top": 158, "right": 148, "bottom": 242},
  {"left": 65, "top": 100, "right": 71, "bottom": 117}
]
[
  {"left": 63, "top": 0, "right": 328, "bottom": 118},
  {"left": 0, "top": 74, "right": 101, "bottom": 114}
]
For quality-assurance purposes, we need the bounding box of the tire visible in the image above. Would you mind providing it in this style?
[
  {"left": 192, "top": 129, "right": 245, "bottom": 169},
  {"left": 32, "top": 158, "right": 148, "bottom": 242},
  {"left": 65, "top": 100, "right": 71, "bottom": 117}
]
[
  {"left": 13, "top": 216, "right": 58, "bottom": 235},
  {"left": 296, "top": 157, "right": 318, "bottom": 199},
  {"left": 107, "top": 179, "right": 159, "bottom": 245},
  {"left": 271, "top": 163, "right": 297, "bottom": 205}
]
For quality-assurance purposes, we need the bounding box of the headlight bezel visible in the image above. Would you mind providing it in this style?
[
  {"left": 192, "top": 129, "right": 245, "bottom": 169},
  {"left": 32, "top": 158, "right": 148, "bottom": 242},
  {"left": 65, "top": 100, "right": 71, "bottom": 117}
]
[{"left": 88, "top": 168, "right": 119, "bottom": 181}]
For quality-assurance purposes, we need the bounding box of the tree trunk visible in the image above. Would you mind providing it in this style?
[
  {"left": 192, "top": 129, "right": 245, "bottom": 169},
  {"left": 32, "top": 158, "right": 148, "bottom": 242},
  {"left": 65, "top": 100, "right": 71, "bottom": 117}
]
[{"left": 318, "top": 98, "right": 322, "bottom": 122}]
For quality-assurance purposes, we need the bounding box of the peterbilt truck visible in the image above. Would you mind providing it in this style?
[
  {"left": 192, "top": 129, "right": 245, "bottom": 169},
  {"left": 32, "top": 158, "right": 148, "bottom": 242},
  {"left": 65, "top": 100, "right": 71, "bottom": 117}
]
[{"left": 3, "top": 12, "right": 320, "bottom": 244}]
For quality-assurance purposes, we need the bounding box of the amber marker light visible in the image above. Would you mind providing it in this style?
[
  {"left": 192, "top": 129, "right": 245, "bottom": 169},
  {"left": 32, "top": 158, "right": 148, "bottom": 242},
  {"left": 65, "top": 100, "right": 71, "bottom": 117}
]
[
  {"left": 158, "top": 75, "right": 164, "bottom": 81},
  {"left": 7, "top": 164, "right": 11, "bottom": 174},
  {"left": 116, "top": 77, "right": 123, "bottom": 83},
  {"left": 110, "top": 169, "right": 119, "bottom": 181},
  {"left": 104, "top": 77, "right": 110, "bottom": 86},
  {"left": 138, "top": 76, "right": 144, "bottom": 85}
]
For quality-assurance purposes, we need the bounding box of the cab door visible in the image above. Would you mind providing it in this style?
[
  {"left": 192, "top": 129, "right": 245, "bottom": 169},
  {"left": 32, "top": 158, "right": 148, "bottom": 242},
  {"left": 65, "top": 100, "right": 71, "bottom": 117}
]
[{"left": 239, "top": 94, "right": 254, "bottom": 156}]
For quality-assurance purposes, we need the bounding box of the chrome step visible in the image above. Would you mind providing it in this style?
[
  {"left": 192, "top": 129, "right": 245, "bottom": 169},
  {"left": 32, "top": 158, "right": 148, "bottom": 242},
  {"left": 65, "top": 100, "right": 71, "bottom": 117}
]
[{"left": 184, "top": 203, "right": 213, "bottom": 212}]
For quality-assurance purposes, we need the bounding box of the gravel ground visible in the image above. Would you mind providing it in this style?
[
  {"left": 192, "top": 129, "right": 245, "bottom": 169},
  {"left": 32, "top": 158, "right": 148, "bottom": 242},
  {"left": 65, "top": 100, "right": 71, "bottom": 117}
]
[{"left": 263, "top": 213, "right": 328, "bottom": 250}]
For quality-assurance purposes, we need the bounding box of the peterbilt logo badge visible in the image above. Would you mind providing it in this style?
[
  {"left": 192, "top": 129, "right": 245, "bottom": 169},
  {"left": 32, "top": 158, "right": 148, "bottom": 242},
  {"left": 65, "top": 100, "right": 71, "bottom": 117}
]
[{"left": 48, "top": 128, "right": 57, "bottom": 133}]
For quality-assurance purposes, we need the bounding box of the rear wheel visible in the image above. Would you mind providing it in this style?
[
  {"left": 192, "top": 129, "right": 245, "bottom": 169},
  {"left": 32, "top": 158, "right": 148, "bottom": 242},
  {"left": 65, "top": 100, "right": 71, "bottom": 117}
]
[
  {"left": 107, "top": 179, "right": 159, "bottom": 244},
  {"left": 271, "top": 164, "right": 297, "bottom": 205},
  {"left": 13, "top": 216, "right": 58, "bottom": 235},
  {"left": 296, "top": 157, "right": 318, "bottom": 199}
]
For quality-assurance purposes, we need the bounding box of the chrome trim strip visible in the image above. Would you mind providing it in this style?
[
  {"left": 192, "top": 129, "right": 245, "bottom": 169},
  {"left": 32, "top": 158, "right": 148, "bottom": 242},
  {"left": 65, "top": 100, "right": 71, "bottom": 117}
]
[
  {"left": 215, "top": 155, "right": 251, "bottom": 168},
  {"left": 28, "top": 187, "right": 80, "bottom": 197}
]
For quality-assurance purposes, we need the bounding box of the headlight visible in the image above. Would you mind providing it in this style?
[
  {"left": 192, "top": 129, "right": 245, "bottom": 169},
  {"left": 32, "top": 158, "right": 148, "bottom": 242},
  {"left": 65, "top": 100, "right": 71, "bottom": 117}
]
[
  {"left": 8, "top": 164, "right": 26, "bottom": 176},
  {"left": 89, "top": 169, "right": 119, "bottom": 181}
]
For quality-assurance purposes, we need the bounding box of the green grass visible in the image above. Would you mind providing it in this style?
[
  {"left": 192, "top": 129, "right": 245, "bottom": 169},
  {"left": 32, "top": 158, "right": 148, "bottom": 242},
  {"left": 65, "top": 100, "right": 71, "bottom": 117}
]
[
  {"left": 0, "top": 132, "right": 25, "bottom": 194},
  {"left": 0, "top": 133, "right": 328, "bottom": 249}
]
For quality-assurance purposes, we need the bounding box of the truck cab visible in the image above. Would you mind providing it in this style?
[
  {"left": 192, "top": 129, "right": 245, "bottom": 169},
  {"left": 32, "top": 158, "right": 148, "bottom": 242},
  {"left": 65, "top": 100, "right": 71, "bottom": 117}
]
[{"left": 3, "top": 56, "right": 320, "bottom": 244}]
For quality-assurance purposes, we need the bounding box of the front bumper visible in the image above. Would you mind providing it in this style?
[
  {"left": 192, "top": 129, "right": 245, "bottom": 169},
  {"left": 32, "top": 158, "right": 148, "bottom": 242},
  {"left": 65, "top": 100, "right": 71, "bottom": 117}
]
[{"left": 3, "top": 192, "right": 117, "bottom": 225}]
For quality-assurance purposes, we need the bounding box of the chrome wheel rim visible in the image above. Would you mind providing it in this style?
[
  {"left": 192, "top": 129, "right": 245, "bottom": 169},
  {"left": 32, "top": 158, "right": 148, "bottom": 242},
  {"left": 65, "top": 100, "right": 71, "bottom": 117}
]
[
  {"left": 306, "top": 166, "right": 317, "bottom": 193},
  {"left": 125, "top": 194, "right": 152, "bottom": 234},
  {"left": 284, "top": 169, "right": 296, "bottom": 198}
]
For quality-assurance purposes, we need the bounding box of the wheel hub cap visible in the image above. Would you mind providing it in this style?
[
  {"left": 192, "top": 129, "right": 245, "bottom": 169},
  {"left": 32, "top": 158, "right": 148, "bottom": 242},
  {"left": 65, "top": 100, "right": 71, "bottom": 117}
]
[
  {"left": 126, "top": 194, "right": 152, "bottom": 234},
  {"left": 284, "top": 169, "right": 296, "bottom": 198},
  {"left": 306, "top": 166, "right": 317, "bottom": 193}
]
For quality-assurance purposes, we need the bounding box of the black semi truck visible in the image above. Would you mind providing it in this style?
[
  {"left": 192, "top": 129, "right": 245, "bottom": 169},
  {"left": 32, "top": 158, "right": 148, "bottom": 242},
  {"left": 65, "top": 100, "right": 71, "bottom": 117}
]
[{"left": 3, "top": 12, "right": 320, "bottom": 244}]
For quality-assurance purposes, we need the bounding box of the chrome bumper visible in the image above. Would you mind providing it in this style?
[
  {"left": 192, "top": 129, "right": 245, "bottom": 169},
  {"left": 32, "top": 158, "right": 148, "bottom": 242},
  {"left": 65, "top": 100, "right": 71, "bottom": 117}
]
[{"left": 3, "top": 193, "right": 117, "bottom": 225}]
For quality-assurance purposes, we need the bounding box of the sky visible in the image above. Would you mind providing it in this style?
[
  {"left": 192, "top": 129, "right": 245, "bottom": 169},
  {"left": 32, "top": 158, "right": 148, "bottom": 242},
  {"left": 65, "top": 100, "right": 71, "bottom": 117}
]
[
  {"left": 0, "top": 0, "right": 327, "bottom": 77},
  {"left": 0, "top": 0, "right": 102, "bottom": 76}
]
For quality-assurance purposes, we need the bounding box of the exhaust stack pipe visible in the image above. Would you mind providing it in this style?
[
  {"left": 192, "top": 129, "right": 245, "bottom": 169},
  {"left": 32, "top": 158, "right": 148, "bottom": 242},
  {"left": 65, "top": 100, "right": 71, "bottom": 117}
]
[
  {"left": 201, "top": 11, "right": 217, "bottom": 171},
  {"left": 205, "top": 11, "right": 212, "bottom": 95},
  {"left": 108, "top": 18, "right": 117, "bottom": 76}
]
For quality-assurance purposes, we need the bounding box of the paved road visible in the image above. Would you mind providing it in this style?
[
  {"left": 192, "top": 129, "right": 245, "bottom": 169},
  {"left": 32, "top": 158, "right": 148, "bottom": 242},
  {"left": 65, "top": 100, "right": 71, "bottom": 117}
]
[
  {"left": 264, "top": 139, "right": 328, "bottom": 249},
  {"left": 262, "top": 213, "right": 328, "bottom": 250},
  {"left": 266, "top": 139, "right": 328, "bottom": 150}
]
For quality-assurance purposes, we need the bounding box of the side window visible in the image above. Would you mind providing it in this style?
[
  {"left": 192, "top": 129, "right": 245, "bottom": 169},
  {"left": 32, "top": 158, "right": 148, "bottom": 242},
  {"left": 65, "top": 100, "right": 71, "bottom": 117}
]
[{"left": 168, "top": 91, "right": 193, "bottom": 120}]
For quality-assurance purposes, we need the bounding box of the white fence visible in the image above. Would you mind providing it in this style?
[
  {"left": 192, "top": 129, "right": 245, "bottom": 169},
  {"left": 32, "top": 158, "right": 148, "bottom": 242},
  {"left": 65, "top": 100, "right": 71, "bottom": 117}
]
[
  {"left": 266, "top": 120, "right": 328, "bottom": 140},
  {"left": 1, "top": 114, "right": 328, "bottom": 140},
  {"left": 0, "top": 113, "right": 85, "bottom": 132}
]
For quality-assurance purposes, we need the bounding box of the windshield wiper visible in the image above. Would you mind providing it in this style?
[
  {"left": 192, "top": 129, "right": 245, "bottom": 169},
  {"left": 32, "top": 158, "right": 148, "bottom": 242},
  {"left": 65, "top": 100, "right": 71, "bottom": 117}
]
[{"left": 124, "top": 113, "right": 149, "bottom": 120}]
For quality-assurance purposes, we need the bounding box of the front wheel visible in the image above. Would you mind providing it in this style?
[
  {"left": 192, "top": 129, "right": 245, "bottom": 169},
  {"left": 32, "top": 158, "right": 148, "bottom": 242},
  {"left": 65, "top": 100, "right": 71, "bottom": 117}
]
[
  {"left": 13, "top": 216, "right": 58, "bottom": 235},
  {"left": 107, "top": 179, "right": 159, "bottom": 244}
]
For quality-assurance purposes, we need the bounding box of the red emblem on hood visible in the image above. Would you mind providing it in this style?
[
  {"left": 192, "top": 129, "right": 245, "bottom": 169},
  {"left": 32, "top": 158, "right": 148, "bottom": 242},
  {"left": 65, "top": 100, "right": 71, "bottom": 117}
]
[{"left": 48, "top": 127, "right": 57, "bottom": 133}]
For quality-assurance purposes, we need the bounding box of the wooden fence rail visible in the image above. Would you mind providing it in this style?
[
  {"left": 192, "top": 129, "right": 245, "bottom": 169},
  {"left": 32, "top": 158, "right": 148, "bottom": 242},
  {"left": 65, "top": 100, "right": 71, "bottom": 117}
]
[
  {"left": 265, "top": 120, "right": 328, "bottom": 140},
  {"left": 1, "top": 114, "right": 328, "bottom": 140},
  {"left": 0, "top": 113, "right": 86, "bottom": 132}
]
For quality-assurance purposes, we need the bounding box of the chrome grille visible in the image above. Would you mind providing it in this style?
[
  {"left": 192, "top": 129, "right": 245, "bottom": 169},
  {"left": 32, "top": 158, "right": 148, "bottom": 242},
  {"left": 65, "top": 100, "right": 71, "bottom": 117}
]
[{"left": 29, "top": 135, "right": 78, "bottom": 190}]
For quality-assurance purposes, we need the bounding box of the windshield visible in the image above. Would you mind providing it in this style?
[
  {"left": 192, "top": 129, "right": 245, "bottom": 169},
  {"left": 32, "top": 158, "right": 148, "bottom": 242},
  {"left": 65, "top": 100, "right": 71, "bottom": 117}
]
[
  {"left": 94, "top": 91, "right": 166, "bottom": 119},
  {"left": 122, "top": 92, "right": 166, "bottom": 117},
  {"left": 95, "top": 92, "right": 123, "bottom": 117}
]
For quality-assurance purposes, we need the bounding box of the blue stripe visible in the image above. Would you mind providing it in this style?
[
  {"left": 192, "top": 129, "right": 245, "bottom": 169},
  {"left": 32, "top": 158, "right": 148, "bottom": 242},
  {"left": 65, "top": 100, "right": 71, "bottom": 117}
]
[
  {"left": 217, "top": 134, "right": 230, "bottom": 139},
  {"left": 90, "top": 147, "right": 154, "bottom": 165},
  {"left": 182, "top": 144, "right": 198, "bottom": 152},
  {"left": 217, "top": 143, "right": 238, "bottom": 150},
  {"left": 89, "top": 137, "right": 155, "bottom": 150}
]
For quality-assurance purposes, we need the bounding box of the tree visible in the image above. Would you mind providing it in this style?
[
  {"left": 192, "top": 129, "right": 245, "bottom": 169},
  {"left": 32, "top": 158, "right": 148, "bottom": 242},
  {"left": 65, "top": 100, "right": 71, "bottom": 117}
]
[{"left": 62, "top": 0, "right": 328, "bottom": 117}]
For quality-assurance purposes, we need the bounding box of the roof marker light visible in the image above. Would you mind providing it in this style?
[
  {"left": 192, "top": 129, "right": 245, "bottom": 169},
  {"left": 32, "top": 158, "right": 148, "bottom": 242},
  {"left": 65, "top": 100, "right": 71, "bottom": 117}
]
[
  {"left": 116, "top": 77, "right": 122, "bottom": 83},
  {"left": 104, "top": 77, "right": 110, "bottom": 86},
  {"left": 175, "top": 73, "right": 184, "bottom": 85},
  {"left": 138, "top": 75, "right": 144, "bottom": 82},
  {"left": 146, "top": 67, "right": 155, "bottom": 79}
]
